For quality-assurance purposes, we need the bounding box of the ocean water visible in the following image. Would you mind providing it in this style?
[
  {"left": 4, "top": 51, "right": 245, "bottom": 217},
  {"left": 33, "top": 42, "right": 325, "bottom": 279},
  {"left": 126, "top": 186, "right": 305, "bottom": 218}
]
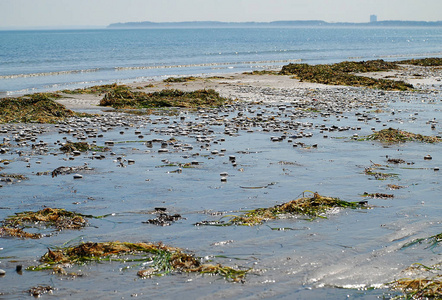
[{"left": 1, "top": 26, "right": 442, "bottom": 95}]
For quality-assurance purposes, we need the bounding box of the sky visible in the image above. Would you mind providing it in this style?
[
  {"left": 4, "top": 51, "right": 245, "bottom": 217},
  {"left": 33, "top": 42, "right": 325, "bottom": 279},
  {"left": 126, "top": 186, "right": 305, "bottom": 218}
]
[{"left": 1, "top": 0, "right": 441, "bottom": 29}]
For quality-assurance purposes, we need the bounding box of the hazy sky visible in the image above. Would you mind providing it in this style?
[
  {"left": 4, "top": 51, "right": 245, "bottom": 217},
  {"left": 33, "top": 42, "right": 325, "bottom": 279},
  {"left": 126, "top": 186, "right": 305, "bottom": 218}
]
[{"left": 1, "top": 0, "right": 441, "bottom": 29}]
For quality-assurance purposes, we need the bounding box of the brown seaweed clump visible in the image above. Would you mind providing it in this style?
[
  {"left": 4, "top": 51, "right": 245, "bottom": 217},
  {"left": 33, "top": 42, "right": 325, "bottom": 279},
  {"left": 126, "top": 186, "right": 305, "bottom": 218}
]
[
  {"left": 31, "top": 241, "right": 248, "bottom": 282},
  {"left": 0, "top": 227, "right": 42, "bottom": 239},
  {"left": 198, "top": 192, "right": 365, "bottom": 227},
  {"left": 390, "top": 263, "right": 442, "bottom": 299},
  {"left": 399, "top": 57, "right": 442, "bottom": 66},
  {"left": 163, "top": 76, "right": 198, "bottom": 83},
  {"left": 279, "top": 60, "right": 413, "bottom": 91},
  {"left": 366, "top": 128, "right": 440, "bottom": 143},
  {"left": 60, "top": 142, "right": 91, "bottom": 153},
  {"left": 60, "top": 83, "right": 123, "bottom": 95},
  {"left": 2, "top": 208, "right": 87, "bottom": 232},
  {"left": 99, "top": 87, "right": 230, "bottom": 109},
  {"left": 0, "top": 93, "right": 75, "bottom": 123}
]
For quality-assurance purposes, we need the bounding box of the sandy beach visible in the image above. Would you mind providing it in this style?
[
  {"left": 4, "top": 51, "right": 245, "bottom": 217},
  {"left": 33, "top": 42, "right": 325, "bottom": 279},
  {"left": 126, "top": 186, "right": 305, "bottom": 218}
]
[{"left": 54, "top": 64, "right": 442, "bottom": 110}]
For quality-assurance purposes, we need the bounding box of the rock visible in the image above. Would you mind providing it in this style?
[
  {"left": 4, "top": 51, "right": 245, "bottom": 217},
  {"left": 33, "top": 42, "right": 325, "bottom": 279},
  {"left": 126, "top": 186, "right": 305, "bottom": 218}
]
[
  {"left": 73, "top": 174, "right": 83, "bottom": 179},
  {"left": 0, "top": 269, "right": 5, "bottom": 276}
]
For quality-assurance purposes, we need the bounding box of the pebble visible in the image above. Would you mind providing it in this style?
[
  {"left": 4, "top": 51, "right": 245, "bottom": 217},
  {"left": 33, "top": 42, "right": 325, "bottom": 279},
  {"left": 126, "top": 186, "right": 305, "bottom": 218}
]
[
  {"left": 424, "top": 155, "right": 433, "bottom": 160},
  {"left": 0, "top": 269, "right": 5, "bottom": 276}
]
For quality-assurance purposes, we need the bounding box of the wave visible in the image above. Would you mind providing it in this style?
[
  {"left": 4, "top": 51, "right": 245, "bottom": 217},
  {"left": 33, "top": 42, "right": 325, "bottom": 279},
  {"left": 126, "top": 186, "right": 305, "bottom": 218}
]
[
  {"left": 114, "top": 59, "right": 302, "bottom": 71},
  {"left": 0, "top": 68, "right": 101, "bottom": 79},
  {"left": 0, "top": 59, "right": 301, "bottom": 80}
]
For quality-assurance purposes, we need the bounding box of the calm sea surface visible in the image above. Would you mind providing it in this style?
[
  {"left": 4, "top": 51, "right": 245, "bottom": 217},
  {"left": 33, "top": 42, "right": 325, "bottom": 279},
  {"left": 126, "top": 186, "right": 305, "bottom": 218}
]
[{"left": 1, "top": 27, "right": 442, "bottom": 95}]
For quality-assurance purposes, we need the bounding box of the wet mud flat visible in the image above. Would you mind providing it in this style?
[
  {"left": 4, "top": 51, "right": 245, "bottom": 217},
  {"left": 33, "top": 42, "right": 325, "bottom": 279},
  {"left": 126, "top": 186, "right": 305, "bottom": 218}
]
[{"left": 0, "top": 81, "right": 441, "bottom": 298}]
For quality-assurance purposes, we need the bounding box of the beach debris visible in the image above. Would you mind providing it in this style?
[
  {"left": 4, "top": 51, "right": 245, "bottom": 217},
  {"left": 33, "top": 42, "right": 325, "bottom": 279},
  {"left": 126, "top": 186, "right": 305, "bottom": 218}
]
[
  {"left": 0, "top": 269, "right": 5, "bottom": 276},
  {"left": 143, "top": 212, "right": 184, "bottom": 226},
  {"left": 0, "top": 93, "right": 75, "bottom": 123},
  {"left": 365, "top": 128, "right": 440, "bottom": 143},
  {"left": 196, "top": 192, "right": 366, "bottom": 226},
  {"left": 99, "top": 87, "right": 231, "bottom": 109},
  {"left": 29, "top": 241, "right": 248, "bottom": 282},
  {"left": 28, "top": 286, "right": 54, "bottom": 297},
  {"left": 280, "top": 60, "right": 413, "bottom": 90}
]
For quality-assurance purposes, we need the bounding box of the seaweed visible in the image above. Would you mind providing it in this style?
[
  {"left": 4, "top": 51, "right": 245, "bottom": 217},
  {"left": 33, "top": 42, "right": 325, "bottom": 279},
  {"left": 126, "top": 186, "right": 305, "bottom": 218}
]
[
  {"left": 28, "top": 286, "right": 54, "bottom": 297},
  {"left": 0, "top": 227, "right": 42, "bottom": 239},
  {"left": 362, "top": 192, "right": 394, "bottom": 199},
  {"left": 388, "top": 184, "right": 405, "bottom": 190},
  {"left": 2, "top": 208, "right": 88, "bottom": 234},
  {"left": 29, "top": 241, "right": 248, "bottom": 282},
  {"left": 399, "top": 57, "right": 442, "bottom": 67},
  {"left": 390, "top": 263, "right": 442, "bottom": 299},
  {"left": 143, "top": 213, "right": 184, "bottom": 226},
  {"left": 51, "top": 165, "right": 93, "bottom": 178},
  {"left": 279, "top": 60, "right": 413, "bottom": 91},
  {"left": 197, "top": 192, "right": 366, "bottom": 226},
  {"left": 60, "top": 142, "right": 91, "bottom": 153},
  {"left": 60, "top": 83, "right": 124, "bottom": 95},
  {"left": 364, "top": 162, "right": 398, "bottom": 180},
  {"left": 0, "top": 93, "right": 76, "bottom": 123},
  {"left": 99, "top": 88, "right": 230, "bottom": 109},
  {"left": 163, "top": 76, "right": 198, "bottom": 83},
  {"left": 365, "top": 128, "right": 441, "bottom": 144},
  {"left": 401, "top": 233, "right": 442, "bottom": 250}
]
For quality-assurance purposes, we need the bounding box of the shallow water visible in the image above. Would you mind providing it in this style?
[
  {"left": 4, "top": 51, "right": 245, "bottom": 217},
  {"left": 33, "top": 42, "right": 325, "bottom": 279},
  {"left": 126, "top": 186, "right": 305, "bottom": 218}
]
[{"left": 0, "top": 88, "right": 441, "bottom": 299}]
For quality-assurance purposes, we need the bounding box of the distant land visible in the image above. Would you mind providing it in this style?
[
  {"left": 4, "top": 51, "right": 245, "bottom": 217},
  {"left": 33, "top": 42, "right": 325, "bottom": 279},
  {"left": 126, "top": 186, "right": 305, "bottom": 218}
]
[{"left": 108, "top": 20, "right": 442, "bottom": 29}]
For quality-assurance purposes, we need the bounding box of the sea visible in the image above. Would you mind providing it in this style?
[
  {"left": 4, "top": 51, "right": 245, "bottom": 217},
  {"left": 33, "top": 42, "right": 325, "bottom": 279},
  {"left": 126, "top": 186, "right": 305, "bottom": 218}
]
[{"left": 1, "top": 26, "right": 442, "bottom": 96}]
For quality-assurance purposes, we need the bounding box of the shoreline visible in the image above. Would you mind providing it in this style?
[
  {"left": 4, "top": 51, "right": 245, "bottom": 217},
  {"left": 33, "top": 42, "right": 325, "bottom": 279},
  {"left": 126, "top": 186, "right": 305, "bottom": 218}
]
[{"left": 53, "top": 64, "right": 442, "bottom": 111}]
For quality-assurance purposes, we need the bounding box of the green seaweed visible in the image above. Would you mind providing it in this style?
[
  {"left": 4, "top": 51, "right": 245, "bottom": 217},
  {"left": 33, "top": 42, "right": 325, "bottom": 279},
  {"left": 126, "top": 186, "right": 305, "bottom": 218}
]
[
  {"left": 279, "top": 60, "right": 413, "bottom": 90},
  {"left": 163, "top": 76, "right": 198, "bottom": 83},
  {"left": 0, "top": 93, "right": 75, "bottom": 123},
  {"left": 390, "top": 263, "right": 442, "bottom": 299},
  {"left": 399, "top": 57, "right": 442, "bottom": 66},
  {"left": 99, "top": 88, "right": 230, "bottom": 109},
  {"left": 60, "top": 83, "right": 124, "bottom": 95},
  {"left": 29, "top": 241, "right": 248, "bottom": 282},
  {"left": 364, "top": 128, "right": 440, "bottom": 144},
  {"left": 2, "top": 208, "right": 88, "bottom": 230},
  {"left": 198, "top": 192, "right": 366, "bottom": 227},
  {"left": 401, "top": 233, "right": 442, "bottom": 250}
]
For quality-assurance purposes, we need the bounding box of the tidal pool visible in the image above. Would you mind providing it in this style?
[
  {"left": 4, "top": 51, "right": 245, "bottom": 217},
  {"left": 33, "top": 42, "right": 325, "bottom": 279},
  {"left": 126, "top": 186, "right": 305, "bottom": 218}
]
[{"left": 0, "top": 90, "right": 441, "bottom": 299}]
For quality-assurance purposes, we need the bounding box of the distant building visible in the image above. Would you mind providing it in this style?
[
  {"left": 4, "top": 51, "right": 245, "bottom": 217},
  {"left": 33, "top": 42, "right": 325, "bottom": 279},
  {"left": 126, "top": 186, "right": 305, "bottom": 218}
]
[{"left": 370, "top": 15, "right": 378, "bottom": 23}]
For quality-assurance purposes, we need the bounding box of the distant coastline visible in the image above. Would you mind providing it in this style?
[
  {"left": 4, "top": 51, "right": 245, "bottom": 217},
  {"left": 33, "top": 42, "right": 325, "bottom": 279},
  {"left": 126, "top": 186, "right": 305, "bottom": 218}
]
[{"left": 108, "top": 20, "right": 442, "bottom": 29}]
